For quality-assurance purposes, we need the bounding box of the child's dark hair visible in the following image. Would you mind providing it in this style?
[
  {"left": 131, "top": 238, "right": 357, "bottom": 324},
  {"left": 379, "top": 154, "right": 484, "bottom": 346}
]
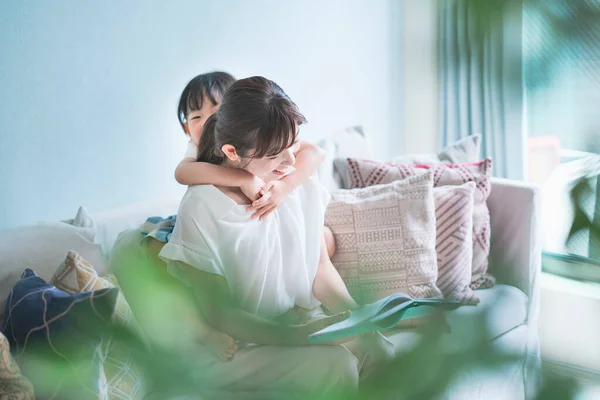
[
  {"left": 198, "top": 76, "right": 306, "bottom": 165},
  {"left": 177, "top": 71, "right": 236, "bottom": 134}
]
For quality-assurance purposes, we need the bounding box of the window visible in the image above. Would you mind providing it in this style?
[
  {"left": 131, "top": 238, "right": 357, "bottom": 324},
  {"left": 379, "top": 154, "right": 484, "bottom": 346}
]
[{"left": 524, "top": 1, "right": 600, "bottom": 281}]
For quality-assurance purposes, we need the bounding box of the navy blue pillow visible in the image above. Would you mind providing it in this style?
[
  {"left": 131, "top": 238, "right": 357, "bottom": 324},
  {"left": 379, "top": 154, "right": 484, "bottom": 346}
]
[{"left": 1, "top": 268, "right": 118, "bottom": 399}]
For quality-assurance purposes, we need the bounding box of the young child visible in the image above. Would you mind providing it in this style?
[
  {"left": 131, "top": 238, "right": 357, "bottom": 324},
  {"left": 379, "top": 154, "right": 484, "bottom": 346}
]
[
  {"left": 146, "top": 71, "right": 337, "bottom": 361},
  {"left": 175, "top": 72, "right": 331, "bottom": 222},
  {"left": 175, "top": 72, "right": 337, "bottom": 251}
]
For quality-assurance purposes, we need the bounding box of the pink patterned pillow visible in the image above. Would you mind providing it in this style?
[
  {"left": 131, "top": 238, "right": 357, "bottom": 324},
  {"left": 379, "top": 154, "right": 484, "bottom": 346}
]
[
  {"left": 434, "top": 183, "right": 478, "bottom": 304},
  {"left": 334, "top": 158, "right": 495, "bottom": 290},
  {"left": 326, "top": 171, "right": 442, "bottom": 304}
]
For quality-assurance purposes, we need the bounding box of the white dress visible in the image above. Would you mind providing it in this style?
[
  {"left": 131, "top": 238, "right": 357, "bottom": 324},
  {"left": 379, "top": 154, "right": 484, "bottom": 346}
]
[
  {"left": 158, "top": 174, "right": 359, "bottom": 396},
  {"left": 160, "top": 174, "right": 328, "bottom": 318}
]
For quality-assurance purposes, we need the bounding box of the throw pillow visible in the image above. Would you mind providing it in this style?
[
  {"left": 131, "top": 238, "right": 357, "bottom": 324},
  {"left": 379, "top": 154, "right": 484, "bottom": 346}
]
[
  {"left": 334, "top": 157, "right": 495, "bottom": 290},
  {"left": 434, "top": 183, "right": 479, "bottom": 304},
  {"left": 438, "top": 134, "right": 482, "bottom": 164},
  {"left": 2, "top": 269, "right": 117, "bottom": 400},
  {"left": 100, "top": 338, "right": 146, "bottom": 400},
  {"left": 391, "top": 134, "right": 482, "bottom": 165},
  {"left": 0, "top": 332, "right": 34, "bottom": 400},
  {"left": 52, "top": 251, "right": 141, "bottom": 332},
  {"left": 326, "top": 171, "right": 441, "bottom": 304},
  {"left": 51, "top": 251, "right": 147, "bottom": 400},
  {"left": 71, "top": 206, "right": 95, "bottom": 229},
  {"left": 0, "top": 217, "right": 107, "bottom": 323}
]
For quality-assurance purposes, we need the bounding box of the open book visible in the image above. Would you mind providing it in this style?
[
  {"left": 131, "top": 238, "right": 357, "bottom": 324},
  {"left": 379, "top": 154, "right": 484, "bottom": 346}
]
[{"left": 308, "top": 293, "right": 462, "bottom": 343}]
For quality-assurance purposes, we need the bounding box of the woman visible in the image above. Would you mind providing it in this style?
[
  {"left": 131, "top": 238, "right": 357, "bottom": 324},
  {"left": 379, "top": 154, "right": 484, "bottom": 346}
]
[{"left": 159, "top": 76, "right": 392, "bottom": 397}]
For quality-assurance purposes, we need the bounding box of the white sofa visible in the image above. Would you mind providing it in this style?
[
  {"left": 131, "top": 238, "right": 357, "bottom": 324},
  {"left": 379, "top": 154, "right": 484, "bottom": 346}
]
[
  {"left": 87, "top": 177, "right": 541, "bottom": 400},
  {"left": 316, "top": 131, "right": 542, "bottom": 398},
  {"left": 0, "top": 142, "right": 541, "bottom": 399},
  {"left": 384, "top": 178, "right": 542, "bottom": 399}
]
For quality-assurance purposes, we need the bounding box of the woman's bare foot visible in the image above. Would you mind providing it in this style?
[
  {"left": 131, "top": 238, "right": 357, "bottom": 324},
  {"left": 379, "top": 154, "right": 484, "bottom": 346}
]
[{"left": 199, "top": 326, "right": 238, "bottom": 361}]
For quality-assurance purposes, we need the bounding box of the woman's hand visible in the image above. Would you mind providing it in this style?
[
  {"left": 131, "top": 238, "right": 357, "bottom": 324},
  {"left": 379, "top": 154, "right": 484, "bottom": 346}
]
[
  {"left": 240, "top": 175, "right": 266, "bottom": 202},
  {"left": 246, "top": 180, "right": 293, "bottom": 220},
  {"left": 290, "top": 310, "right": 351, "bottom": 345}
]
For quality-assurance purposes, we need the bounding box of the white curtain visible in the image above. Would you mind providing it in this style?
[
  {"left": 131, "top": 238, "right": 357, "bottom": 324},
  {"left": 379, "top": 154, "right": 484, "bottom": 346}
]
[{"left": 439, "top": 0, "right": 525, "bottom": 179}]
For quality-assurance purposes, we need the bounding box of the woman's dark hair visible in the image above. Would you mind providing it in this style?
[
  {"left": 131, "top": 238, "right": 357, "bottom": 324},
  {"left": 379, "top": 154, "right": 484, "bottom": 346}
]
[
  {"left": 177, "top": 71, "right": 236, "bottom": 134},
  {"left": 197, "top": 76, "right": 306, "bottom": 165}
]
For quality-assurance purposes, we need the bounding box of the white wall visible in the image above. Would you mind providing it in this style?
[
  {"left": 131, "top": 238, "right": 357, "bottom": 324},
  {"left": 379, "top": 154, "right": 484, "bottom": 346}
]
[
  {"left": 539, "top": 273, "right": 600, "bottom": 372},
  {"left": 0, "top": 0, "right": 400, "bottom": 230}
]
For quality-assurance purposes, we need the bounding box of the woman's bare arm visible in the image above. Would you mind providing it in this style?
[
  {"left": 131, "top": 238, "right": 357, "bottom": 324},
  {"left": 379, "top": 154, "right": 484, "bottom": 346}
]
[
  {"left": 312, "top": 235, "right": 397, "bottom": 354},
  {"left": 312, "top": 234, "right": 360, "bottom": 313}
]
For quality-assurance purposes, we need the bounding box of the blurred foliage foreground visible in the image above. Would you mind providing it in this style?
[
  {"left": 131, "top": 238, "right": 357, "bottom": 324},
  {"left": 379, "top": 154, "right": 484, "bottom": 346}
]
[
  {"left": 15, "top": 1, "right": 600, "bottom": 398},
  {"left": 17, "top": 229, "right": 587, "bottom": 400}
]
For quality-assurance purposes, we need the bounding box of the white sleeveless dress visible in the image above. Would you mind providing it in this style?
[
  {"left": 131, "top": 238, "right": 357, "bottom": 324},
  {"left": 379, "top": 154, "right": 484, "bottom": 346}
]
[{"left": 158, "top": 174, "right": 359, "bottom": 396}]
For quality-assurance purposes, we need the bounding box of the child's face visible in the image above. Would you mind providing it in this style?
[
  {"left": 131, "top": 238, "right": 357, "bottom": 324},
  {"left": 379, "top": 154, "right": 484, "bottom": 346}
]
[{"left": 185, "top": 98, "right": 220, "bottom": 145}]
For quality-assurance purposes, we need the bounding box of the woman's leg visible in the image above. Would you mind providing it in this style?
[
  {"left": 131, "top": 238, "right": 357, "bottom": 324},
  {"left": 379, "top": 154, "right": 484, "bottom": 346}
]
[
  {"left": 119, "top": 236, "right": 237, "bottom": 360},
  {"left": 188, "top": 343, "right": 359, "bottom": 397},
  {"left": 323, "top": 226, "right": 336, "bottom": 258},
  {"left": 312, "top": 231, "right": 396, "bottom": 380},
  {"left": 145, "top": 236, "right": 166, "bottom": 261}
]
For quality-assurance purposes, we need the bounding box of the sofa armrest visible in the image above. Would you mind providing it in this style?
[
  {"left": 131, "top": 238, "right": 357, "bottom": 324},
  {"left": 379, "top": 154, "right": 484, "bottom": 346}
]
[
  {"left": 488, "top": 178, "right": 543, "bottom": 396},
  {"left": 487, "top": 178, "right": 542, "bottom": 301}
]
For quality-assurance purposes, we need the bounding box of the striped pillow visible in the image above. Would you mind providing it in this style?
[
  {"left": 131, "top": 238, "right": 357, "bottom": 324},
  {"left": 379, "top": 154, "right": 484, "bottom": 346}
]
[{"left": 434, "top": 183, "right": 478, "bottom": 304}]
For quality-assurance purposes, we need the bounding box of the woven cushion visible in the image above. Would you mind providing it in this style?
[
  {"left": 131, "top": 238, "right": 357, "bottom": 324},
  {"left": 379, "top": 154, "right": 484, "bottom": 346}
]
[
  {"left": 0, "top": 332, "right": 34, "bottom": 399},
  {"left": 326, "top": 171, "right": 441, "bottom": 304}
]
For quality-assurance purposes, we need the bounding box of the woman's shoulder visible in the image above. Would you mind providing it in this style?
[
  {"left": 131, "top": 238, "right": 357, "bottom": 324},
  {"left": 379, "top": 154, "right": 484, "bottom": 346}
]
[
  {"left": 181, "top": 184, "right": 211, "bottom": 204},
  {"left": 179, "top": 185, "right": 237, "bottom": 219}
]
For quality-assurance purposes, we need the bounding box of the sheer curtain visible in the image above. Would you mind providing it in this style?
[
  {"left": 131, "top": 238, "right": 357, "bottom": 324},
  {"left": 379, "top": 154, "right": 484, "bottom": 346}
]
[{"left": 439, "top": 0, "right": 524, "bottom": 179}]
